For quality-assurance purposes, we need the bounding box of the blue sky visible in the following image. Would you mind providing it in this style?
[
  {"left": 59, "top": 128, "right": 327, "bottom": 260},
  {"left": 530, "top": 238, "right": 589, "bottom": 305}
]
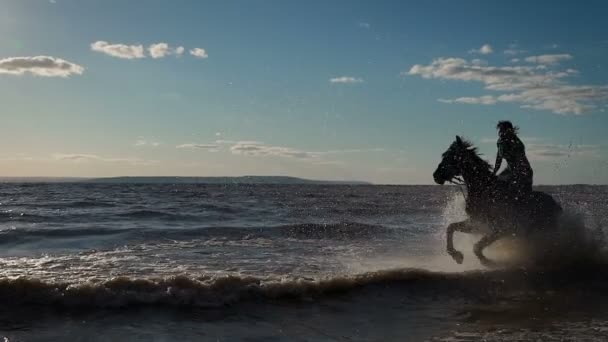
[{"left": 1, "top": 0, "right": 607, "bottom": 184}]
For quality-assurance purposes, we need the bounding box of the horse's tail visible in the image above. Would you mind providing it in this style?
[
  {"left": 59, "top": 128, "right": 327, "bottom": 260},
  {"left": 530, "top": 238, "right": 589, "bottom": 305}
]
[{"left": 530, "top": 191, "right": 562, "bottom": 229}]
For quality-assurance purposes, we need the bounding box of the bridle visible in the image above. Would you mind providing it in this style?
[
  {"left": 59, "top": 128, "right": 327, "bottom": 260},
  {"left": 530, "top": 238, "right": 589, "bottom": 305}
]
[{"left": 448, "top": 176, "right": 467, "bottom": 200}]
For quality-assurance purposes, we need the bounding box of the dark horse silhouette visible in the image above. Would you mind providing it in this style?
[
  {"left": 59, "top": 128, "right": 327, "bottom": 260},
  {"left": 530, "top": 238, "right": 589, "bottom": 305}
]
[{"left": 433, "top": 136, "right": 562, "bottom": 266}]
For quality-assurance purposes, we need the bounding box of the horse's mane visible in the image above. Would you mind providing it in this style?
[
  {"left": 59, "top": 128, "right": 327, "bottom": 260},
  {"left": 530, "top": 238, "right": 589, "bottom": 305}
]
[{"left": 451, "top": 138, "right": 492, "bottom": 171}]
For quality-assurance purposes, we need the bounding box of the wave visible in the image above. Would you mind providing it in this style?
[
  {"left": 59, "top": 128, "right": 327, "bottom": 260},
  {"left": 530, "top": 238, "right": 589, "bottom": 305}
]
[
  {"left": 16, "top": 200, "right": 117, "bottom": 209},
  {"left": 1, "top": 265, "right": 607, "bottom": 309},
  {"left": 0, "top": 227, "right": 131, "bottom": 244},
  {"left": 113, "top": 210, "right": 201, "bottom": 221},
  {"left": 69, "top": 200, "right": 117, "bottom": 208},
  {"left": 0, "top": 221, "right": 396, "bottom": 246},
  {"left": 277, "top": 222, "right": 393, "bottom": 239}
]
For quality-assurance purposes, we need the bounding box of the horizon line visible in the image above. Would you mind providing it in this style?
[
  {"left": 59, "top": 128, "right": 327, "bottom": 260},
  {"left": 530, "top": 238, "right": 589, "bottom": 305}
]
[{"left": 0, "top": 176, "right": 605, "bottom": 186}]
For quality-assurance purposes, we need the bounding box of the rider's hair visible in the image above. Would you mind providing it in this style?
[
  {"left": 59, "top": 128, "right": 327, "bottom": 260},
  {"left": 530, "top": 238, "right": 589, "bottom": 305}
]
[{"left": 496, "top": 120, "right": 519, "bottom": 134}]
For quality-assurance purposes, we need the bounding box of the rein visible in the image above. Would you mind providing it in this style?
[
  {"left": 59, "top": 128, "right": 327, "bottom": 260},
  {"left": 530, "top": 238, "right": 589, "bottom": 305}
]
[{"left": 448, "top": 176, "right": 468, "bottom": 200}]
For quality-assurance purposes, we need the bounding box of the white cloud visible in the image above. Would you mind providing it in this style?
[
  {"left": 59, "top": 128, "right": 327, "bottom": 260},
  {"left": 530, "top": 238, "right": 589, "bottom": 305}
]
[
  {"left": 504, "top": 44, "right": 525, "bottom": 56},
  {"left": 504, "top": 49, "right": 526, "bottom": 56},
  {"left": 176, "top": 139, "right": 387, "bottom": 166},
  {"left": 190, "top": 48, "right": 208, "bottom": 59},
  {"left": 478, "top": 137, "right": 600, "bottom": 161},
  {"left": 524, "top": 54, "right": 572, "bottom": 65},
  {"left": 358, "top": 22, "right": 371, "bottom": 29},
  {"left": 176, "top": 143, "right": 219, "bottom": 151},
  {"left": 438, "top": 95, "right": 497, "bottom": 105},
  {"left": 214, "top": 139, "right": 239, "bottom": 145},
  {"left": 148, "top": 43, "right": 170, "bottom": 59},
  {"left": 0, "top": 56, "right": 84, "bottom": 77},
  {"left": 329, "top": 76, "right": 364, "bottom": 84},
  {"left": 527, "top": 143, "right": 600, "bottom": 161},
  {"left": 91, "top": 41, "right": 145, "bottom": 59},
  {"left": 316, "top": 148, "right": 385, "bottom": 156},
  {"left": 227, "top": 141, "right": 384, "bottom": 160},
  {"left": 469, "top": 44, "right": 494, "bottom": 55},
  {"left": 407, "top": 57, "right": 560, "bottom": 90},
  {"left": 148, "top": 43, "right": 186, "bottom": 59},
  {"left": 134, "top": 138, "right": 161, "bottom": 147},
  {"left": 471, "top": 59, "right": 487, "bottom": 66},
  {"left": 230, "top": 142, "right": 315, "bottom": 159},
  {"left": 406, "top": 56, "right": 608, "bottom": 115},
  {"left": 52, "top": 153, "right": 157, "bottom": 166}
]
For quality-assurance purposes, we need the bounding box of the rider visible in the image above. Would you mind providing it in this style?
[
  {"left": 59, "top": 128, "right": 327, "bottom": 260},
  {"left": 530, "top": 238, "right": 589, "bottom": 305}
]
[{"left": 493, "top": 121, "right": 533, "bottom": 199}]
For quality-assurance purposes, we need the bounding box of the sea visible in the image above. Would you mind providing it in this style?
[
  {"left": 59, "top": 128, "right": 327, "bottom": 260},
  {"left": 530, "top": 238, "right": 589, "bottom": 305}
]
[{"left": 0, "top": 182, "right": 607, "bottom": 341}]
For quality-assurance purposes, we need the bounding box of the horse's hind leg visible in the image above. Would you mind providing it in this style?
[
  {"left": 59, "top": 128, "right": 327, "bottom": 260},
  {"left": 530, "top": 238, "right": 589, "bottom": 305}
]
[
  {"left": 474, "top": 232, "right": 500, "bottom": 267},
  {"left": 446, "top": 220, "right": 473, "bottom": 264}
]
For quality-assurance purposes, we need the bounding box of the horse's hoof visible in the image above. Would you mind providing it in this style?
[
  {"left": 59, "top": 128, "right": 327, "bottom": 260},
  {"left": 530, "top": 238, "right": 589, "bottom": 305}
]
[{"left": 449, "top": 250, "right": 464, "bottom": 264}]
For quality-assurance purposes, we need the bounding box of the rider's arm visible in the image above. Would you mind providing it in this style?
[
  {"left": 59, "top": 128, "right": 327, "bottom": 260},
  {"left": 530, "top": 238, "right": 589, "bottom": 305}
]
[{"left": 493, "top": 143, "right": 502, "bottom": 175}]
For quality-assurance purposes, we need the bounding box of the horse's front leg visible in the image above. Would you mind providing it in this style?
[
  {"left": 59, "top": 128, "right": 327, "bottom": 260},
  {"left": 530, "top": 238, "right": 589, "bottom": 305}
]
[
  {"left": 474, "top": 231, "right": 500, "bottom": 267},
  {"left": 446, "top": 220, "right": 473, "bottom": 264}
]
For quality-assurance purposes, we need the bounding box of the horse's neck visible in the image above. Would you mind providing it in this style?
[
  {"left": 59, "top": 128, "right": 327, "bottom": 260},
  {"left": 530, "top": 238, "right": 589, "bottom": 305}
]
[{"left": 462, "top": 159, "right": 493, "bottom": 195}]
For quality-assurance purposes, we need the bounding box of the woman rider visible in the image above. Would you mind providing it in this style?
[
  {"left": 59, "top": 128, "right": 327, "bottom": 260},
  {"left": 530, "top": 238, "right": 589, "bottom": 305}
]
[{"left": 493, "top": 121, "right": 533, "bottom": 199}]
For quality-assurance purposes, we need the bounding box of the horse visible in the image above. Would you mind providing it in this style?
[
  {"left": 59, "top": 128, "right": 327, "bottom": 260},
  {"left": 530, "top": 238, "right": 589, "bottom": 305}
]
[{"left": 433, "top": 136, "right": 563, "bottom": 266}]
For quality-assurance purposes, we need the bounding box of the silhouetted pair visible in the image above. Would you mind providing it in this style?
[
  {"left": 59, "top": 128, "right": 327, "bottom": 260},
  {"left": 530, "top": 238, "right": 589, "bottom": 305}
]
[{"left": 433, "top": 121, "right": 562, "bottom": 266}]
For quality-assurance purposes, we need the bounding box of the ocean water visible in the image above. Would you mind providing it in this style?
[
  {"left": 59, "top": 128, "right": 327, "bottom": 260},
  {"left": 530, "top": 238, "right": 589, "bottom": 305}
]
[{"left": 0, "top": 183, "right": 607, "bottom": 341}]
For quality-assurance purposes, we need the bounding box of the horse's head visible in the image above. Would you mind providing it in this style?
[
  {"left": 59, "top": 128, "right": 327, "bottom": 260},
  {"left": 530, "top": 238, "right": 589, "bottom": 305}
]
[{"left": 433, "top": 136, "right": 470, "bottom": 185}]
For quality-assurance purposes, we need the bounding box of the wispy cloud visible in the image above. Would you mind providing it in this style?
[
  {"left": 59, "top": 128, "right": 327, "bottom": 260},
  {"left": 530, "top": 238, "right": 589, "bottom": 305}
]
[
  {"left": 438, "top": 95, "right": 497, "bottom": 105},
  {"left": 91, "top": 41, "right": 145, "bottom": 59},
  {"left": 177, "top": 139, "right": 384, "bottom": 162},
  {"left": 358, "top": 22, "right": 371, "bottom": 29},
  {"left": 479, "top": 137, "right": 600, "bottom": 161},
  {"left": 317, "top": 148, "right": 385, "bottom": 155},
  {"left": 407, "top": 56, "right": 608, "bottom": 115},
  {"left": 527, "top": 143, "right": 600, "bottom": 161},
  {"left": 523, "top": 54, "right": 572, "bottom": 65},
  {"left": 329, "top": 76, "right": 364, "bottom": 84},
  {"left": 190, "top": 48, "right": 208, "bottom": 59},
  {"left": 0, "top": 56, "right": 84, "bottom": 77},
  {"left": 229, "top": 141, "right": 385, "bottom": 161},
  {"left": 52, "top": 154, "right": 157, "bottom": 166},
  {"left": 503, "top": 43, "right": 526, "bottom": 56},
  {"left": 134, "top": 138, "right": 161, "bottom": 147},
  {"left": 504, "top": 49, "right": 526, "bottom": 55},
  {"left": 176, "top": 143, "right": 219, "bottom": 151},
  {"left": 469, "top": 44, "right": 494, "bottom": 55},
  {"left": 230, "top": 142, "right": 315, "bottom": 159}
]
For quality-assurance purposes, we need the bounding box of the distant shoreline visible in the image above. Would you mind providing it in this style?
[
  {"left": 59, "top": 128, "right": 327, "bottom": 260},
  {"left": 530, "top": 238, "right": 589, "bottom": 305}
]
[
  {"left": 0, "top": 176, "right": 372, "bottom": 185},
  {"left": 0, "top": 176, "right": 605, "bottom": 186}
]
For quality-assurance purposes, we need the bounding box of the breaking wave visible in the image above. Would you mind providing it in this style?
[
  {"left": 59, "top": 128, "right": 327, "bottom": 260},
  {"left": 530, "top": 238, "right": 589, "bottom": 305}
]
[{"left": 1, "top": 265, "right": 608, "bottom": 309}]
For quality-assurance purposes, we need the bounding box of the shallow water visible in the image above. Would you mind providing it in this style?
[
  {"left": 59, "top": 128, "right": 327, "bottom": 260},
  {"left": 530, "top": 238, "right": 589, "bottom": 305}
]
[{"left": 0, "top": 183, "right": 607, "bottom": 341}]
